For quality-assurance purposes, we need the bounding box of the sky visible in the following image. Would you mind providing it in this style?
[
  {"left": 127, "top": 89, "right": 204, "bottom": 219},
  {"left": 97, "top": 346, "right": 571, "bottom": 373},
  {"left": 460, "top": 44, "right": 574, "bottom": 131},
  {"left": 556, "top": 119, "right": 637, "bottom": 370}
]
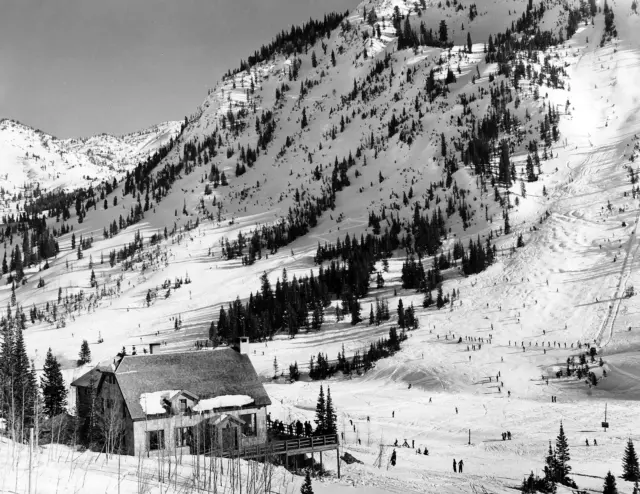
[{"left": 0, "top": 0, "right": 361, "bottom": 139}]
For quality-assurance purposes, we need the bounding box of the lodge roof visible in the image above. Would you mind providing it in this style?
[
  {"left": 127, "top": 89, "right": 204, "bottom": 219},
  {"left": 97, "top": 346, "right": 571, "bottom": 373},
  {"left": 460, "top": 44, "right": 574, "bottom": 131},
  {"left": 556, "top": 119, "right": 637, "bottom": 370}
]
[{"left": 111, "top": 348, "right": 271, "bottom": 420}]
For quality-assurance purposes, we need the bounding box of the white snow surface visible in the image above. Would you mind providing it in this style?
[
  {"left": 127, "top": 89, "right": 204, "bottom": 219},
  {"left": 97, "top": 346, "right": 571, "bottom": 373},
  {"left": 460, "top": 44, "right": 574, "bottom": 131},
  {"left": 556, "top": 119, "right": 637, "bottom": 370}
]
[
  {"left": 3, "top": 0, "right": 640, "bottom": 492},
  {"left": 192, "top": 395, "right": 254, "bottom": 412},
  {"left": 139, "top": 390, "right": 180, "bottom": 415}
]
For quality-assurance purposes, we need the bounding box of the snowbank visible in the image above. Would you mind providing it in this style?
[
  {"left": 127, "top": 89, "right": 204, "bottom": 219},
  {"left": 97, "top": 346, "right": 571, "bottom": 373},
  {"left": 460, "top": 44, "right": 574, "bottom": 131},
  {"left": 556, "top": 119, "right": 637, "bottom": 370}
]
[
  {"left": 140, "top": 390, "right": 181, "bottom": 415},
  {"left": 193, "top": 395, "right": 254, "bottom": 412}
]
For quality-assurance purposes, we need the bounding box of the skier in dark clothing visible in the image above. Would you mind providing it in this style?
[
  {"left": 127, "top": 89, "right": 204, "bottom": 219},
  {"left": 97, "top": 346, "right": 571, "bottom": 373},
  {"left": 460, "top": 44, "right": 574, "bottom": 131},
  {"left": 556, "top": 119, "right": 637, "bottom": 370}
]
[
  {"left": 453, "top": 459, "right": 457, "bottom": 473},
  {"left": 458, "top": 459, "right": 464, "bottom": 473},
  {"left": 391, "top": 449, "right": 397, "bottom": 466}
]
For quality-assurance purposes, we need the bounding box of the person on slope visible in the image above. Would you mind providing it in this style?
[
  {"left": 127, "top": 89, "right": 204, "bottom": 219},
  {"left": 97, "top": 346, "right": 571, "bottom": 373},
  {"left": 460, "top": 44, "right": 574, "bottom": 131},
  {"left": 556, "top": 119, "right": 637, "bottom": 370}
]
[
  {"left": 458, "top": 459, "right": 464, "bottom": 473},
  {"left": 453, "top": 458, "right": 457, "bottom": 473}
]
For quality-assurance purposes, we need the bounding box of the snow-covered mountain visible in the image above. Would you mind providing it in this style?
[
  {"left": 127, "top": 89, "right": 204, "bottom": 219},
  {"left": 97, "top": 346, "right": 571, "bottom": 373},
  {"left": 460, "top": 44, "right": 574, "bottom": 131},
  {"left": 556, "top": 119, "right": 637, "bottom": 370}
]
[
  {"left": 3, "top": 0, "right": 640, "bottom": 492},
  {"left": 0, "top": 118, "right": 181, "bottom": 194}
]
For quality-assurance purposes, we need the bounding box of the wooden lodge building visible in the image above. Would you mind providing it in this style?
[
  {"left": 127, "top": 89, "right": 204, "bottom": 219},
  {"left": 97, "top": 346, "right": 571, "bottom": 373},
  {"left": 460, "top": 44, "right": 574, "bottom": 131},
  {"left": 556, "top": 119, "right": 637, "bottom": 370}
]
[{"left": 71, "top": 339, "right": 271, "bottom": 457}]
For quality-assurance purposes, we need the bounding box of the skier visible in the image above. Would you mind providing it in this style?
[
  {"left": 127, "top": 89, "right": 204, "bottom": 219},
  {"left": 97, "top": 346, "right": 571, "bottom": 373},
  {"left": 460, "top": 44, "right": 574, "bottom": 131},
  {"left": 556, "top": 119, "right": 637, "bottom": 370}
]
[
  {"left": 594, "top": 439, "right": 598, "bottom": 446},
  {"left": 453, "top": 458, "right": 457, "bottom": 473},
  {"left": 392, "top": 411, "right": 395, "bottom": 418},
  {"left": 585, "top": 439, "right": 589, "bottom": 446},
  {"left": 507, "top": 390, "right": 511, "bottom": 397},
  {"left": 458, "top": 459, "right": 464, "bottom": 473},
  {"left": 455, "top": 407, "right": 458, "bottom": 414},
  {"left": 391, "top": 449, "right": 397, "bottom": 466}
]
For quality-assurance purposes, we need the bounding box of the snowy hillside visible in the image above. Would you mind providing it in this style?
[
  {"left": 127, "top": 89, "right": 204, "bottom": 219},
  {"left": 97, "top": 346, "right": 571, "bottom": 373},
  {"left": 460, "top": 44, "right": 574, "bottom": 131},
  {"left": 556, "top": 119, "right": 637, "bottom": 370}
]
[
  {"left": 3, "top": 0, "right": 640, "bottom": 492},
  {"left": 0, "top": 118, "right": 181, "bottom": 195}
]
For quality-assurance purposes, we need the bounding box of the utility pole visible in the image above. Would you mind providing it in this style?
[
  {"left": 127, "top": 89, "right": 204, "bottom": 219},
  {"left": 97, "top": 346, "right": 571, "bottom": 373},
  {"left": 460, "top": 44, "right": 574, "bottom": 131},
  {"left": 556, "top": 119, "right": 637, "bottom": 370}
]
[{"left": 468, "top": 429, "right": 471, "bottom": 445}]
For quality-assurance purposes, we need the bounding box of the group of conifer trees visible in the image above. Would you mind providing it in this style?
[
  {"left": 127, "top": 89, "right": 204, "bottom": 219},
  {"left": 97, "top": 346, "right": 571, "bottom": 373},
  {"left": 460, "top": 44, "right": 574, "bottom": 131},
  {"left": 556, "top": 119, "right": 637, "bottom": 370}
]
[
  {"left": 522, "top": 424, "right": 640, "bottom": 494},
  {"left": 0, "top": 307, "right": 67, "bottom": 440}
]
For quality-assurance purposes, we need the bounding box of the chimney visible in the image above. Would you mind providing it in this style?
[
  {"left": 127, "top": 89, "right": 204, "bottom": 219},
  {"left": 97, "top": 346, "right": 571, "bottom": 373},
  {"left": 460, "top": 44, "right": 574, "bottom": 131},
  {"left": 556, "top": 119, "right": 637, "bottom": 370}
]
[{"left": 232, "top": 336, "right": 250, "bottom": 354}]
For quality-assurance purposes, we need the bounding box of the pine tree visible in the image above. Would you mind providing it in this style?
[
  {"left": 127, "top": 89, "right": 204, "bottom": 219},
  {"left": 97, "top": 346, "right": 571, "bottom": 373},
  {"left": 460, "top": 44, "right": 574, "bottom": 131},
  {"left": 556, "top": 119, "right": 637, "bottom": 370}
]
[
  {"left": 504, "top": 209, "right": 511, "bottom": 235},
  {"left": 13, "top": 326, "right": 38, "bottom": 427},
  {"left": 603, "top": 471, "right": 618, "bottom": 494},
  {"left": 300, "top": 469, "right": 314, "bottom": 494},
  {"left": 397, "top": 299, "right": 405, "bottom": 328},
  {"left": 79, "top": 340, "right": 91, "bottom": 365},
  {"left": 350, "top": 297, "right": 361, "bottom": 325},
  {"left": 325, "top": 386, "right": 337, "bottom": 435},
  {"left": 554, "top": 422, "right": 571, "bottom": 483},
  {"left": 467, "top": 32, "right": 472, "bottom": 52},
  {"left": 314, "top": 385, "right": 326, "bottom": 435},
  {"left": 623, "top": 439, "right": 640, "bottom": 481},
  {"left": 41, "top": 348, "right": 67, "bottom": 418},
  {"left": 439, "top": 20, "right": 448, "bottom": 43},
  {"left": 436, "top": 286, "right": 445, "bottom": 309}
]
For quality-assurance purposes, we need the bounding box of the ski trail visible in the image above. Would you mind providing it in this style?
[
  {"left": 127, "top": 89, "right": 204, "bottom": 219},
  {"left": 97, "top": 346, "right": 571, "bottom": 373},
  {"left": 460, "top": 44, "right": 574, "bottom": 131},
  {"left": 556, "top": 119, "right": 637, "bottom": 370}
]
[{"left": 595, "top": 210, "right": 640, "bottom": 349}]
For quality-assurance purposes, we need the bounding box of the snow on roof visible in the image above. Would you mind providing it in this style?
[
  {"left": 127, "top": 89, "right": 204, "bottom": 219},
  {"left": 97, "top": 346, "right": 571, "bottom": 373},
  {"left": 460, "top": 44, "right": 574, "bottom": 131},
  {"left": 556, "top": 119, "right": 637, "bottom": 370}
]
[
  {"left": 139, "top": 390, "right": 181, "bottom": 415},
  {"left": 192, "top": 395, "right": 254, "bottom": 413}
]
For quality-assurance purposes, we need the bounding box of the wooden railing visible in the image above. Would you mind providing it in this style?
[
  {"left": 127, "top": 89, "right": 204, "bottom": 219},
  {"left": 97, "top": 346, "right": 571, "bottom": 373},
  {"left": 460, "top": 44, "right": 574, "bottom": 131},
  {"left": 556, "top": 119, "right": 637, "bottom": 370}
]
[{"left": 207, "top": 434, "right": 339, "bottom": 459}]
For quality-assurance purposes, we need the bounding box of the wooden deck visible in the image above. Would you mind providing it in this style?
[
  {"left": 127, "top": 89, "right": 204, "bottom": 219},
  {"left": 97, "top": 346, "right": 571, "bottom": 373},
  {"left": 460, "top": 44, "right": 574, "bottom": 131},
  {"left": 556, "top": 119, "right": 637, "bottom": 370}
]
[{"left": 207, "top": 434, "right": 339, "bottom": 459}]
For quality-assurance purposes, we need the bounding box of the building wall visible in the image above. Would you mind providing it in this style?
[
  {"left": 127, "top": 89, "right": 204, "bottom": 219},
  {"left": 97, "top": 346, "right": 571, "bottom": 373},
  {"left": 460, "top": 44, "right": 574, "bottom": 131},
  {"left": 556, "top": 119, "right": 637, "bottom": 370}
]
[
  {"left": 132, "top": 406, "right": 268, "bottom": 457},
  {"left": 96, "top": 373, "right": 135, "bottom": 455}
]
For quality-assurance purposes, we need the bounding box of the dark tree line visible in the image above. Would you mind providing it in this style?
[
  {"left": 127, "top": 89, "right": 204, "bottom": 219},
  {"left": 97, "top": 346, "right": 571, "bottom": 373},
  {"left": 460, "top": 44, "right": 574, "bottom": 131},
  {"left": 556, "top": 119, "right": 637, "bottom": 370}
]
[{"left": 229, "top": 12, "right": 349, "bottom": 75}]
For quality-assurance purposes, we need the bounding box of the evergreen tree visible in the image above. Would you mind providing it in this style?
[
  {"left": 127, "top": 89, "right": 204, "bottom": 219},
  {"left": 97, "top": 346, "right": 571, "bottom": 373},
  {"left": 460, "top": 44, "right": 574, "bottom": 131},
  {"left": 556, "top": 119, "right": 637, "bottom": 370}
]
[
  {"left": 13, "top": 326, "right": 37, "bottom": 427},
  {"left": 397, "top": 299, "right": 405, "bottom": 328},
  {"left": 467, "top": 32, "right": 472, "bottom": 52},
  {"left": 504, "top": 209, "right": 511, "bottom": 235},
  {"left": 603, "top": 471, "right": 618, "bottom": 494},
  {"left": 300, "top": 469, "right": 314, "bottom": 494},
  {"left": 78, "top": 340, "right": 91, "bottom": 365},
  {"left": 439, "top": 20, "right": 448, "bottom": 43},
  {"left": 325, "top": 386, "right": 337, "bottom": 435},
  {"left": 314, "top": 385, "right": 326, "bottom": 435},
  {"left": 436, "top": 286, "right": 445, "bottom": 309},
  {"left": 41, "top": 348, "right": 67, "bottom": 418},
  {"left": 350, "top": 297, "right": 361, "bottom": 325},
  {"left": 554, "top": 422, "right": 571, "bottom": 483},
  {"left": 623, "top": 439, "right": 640, "bottom": 481}
]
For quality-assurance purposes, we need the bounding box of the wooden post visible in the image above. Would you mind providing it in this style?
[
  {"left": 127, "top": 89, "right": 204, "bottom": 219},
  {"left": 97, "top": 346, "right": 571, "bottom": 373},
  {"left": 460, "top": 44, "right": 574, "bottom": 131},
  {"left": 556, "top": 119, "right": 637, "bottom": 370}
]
[
  {"left": 468, "top": 429, "right": 471, "bottom": 445},
  {"left": 336, "top": 447, "right": 341, "bottom": 479},
  {"left": 320, "top": 451, "right": 323, "bottom": 472}
]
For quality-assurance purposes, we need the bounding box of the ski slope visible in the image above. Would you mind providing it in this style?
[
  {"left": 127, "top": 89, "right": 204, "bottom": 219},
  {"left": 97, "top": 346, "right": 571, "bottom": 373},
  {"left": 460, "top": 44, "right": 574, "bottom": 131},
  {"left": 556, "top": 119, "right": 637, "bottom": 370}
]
[{"left": 2, "top": 0, "right": 640, "bottom": 492}]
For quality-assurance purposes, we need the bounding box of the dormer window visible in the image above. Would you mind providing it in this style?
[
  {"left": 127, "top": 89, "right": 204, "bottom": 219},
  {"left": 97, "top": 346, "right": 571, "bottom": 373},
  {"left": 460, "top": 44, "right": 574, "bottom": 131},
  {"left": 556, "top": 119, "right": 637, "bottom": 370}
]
[{"left": 179, "top": 399, "right": 187, "bottom": 412}]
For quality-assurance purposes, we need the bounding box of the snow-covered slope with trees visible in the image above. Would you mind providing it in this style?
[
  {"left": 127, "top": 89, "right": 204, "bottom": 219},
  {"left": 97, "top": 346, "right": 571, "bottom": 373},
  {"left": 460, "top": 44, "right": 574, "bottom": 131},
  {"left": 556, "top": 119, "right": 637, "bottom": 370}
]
[{"left": 2, "top": 0, "right": 640, "bottom": 492}]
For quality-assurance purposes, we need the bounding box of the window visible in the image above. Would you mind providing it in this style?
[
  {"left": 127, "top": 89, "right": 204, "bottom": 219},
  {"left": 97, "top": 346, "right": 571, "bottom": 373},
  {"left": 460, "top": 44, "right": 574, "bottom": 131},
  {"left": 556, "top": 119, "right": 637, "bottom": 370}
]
[
  {"left": 240, "top": 413, "right": 257, "bottom": 437},
  {"left": 148, "top": 430, "right": 165, "bottom": 451},
  {"left": 179, "top": 399, "right": 187, "bottom": 412},
  {"left": 175, "top": 427, "right": 191, "bottom": 447}
]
